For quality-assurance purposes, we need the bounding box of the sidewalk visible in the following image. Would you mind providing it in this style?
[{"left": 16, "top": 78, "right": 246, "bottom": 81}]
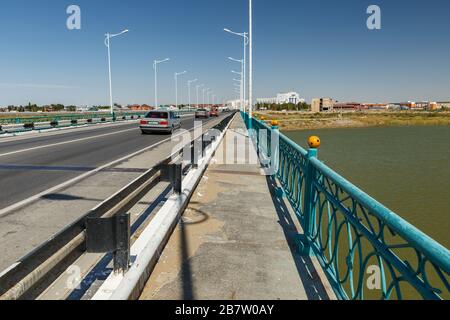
[{"left": 140, "top": 115, "right": 335, "bottom": 300}]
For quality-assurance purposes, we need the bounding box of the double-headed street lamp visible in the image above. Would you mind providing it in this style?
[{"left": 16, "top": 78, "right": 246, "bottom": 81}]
[
  {"left": 104, "top": 29, "right": 129, "bottom": 118},
  {"left": 175, "top": 71, "right": 187, "bottom": 109},
  {"left": 153, "top": 58, "right": 170, "bottom": 109},
  {"left": 196, "top": 84, "right": 204, "bottom": 108},
  {"left": 224, "top": 28, "right": 249, "bottom": 111},
  {"left": 188, "top": 79, "right": 198, "bottom": 108}
]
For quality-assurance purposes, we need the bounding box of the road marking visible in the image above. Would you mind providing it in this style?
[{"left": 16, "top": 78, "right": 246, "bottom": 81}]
[
  {"left": 0, "top": 116, "right": 198, "bottom": 158},
  {"left": 0, "top": 127, "right": 138, "bottom": 158},
  {"left": 0, "top": 115, "right": 223, "bottom": 218},
  {"left": 0, "top": 120, "right": 140, "bottom": 144}
]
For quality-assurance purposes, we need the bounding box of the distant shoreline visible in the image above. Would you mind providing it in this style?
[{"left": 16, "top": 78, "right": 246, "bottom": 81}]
[{"left": 255, "top": 111, "right": 450, "bottom": 131}]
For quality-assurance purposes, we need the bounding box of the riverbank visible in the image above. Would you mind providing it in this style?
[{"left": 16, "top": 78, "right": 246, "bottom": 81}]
[{"left": 255, "top": 111, "right": 450, "bottom": 131}]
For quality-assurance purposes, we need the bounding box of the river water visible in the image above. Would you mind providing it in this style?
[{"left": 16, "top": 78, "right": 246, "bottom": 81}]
[{"left": 284, "top": 125, "right": 450, "bottom": 249}]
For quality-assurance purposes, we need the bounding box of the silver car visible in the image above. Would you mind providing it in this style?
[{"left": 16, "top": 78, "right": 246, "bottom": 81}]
[{"left": 140, "top": 111, "right": 181, "bottom": 134}]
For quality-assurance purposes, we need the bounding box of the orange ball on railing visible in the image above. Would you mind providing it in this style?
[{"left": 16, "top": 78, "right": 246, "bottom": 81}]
[
  {"left": 271, "top": 120, "right": 279, "bottom": 127},
  {"left": 308, "top": 136, "right": 321, "bottom": 148}
]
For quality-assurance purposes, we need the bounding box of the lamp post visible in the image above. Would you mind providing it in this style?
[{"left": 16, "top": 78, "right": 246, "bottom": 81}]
[
  {"left": 175, "top": 71, "right": 187, "bottom": 109},
  {"left": 188, "top": 79, "right": 198, "bottom": 109},
  {"left": 196, "top": 84, "right": 204, "bottom": 108},
  {"left": 207, "top": 89, "right": 212, "bottom": 107},
  {"left": 203, "top": 88, "right": 208, "bottom": 107},
  {"left": 228, "top": 57, "right": 244, "bottom": 112},
  {"left": 249, "top": 0, "right": 253, "bottom": 125},
  {"left": 153, "top": 58, "right": 170, "bottom": 109},
  {"left": 104, "top": 29, "right": 129, "bottom": 119},
  {"left": 224, "top": 28, "right": 248, "bottom": 111}
]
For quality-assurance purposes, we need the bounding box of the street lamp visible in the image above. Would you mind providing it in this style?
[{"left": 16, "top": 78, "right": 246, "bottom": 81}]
[
  {"left": 188, "top": 79, "right": 198, "bottom": 109},
  {"left": 104, "top": 29, "right": 129, "bottom": 118},
  {"left": 175, "top": 71, "right": 187, "bottom": 109},
  {"left": 153, "top": 58, "right": 170, "bottom": 109},
  {"left": 224, "top": 28, "right": 249, "bottom": 111},
  {"left": 207, "top": 89, "right": 213, "bottom": 107},
  {"left": 228, "top": 57, "right": 244, "bottom": 112},
  {"left": 203, "top": 88, "right": 209, "bottom": 107},
  {"left": 249, "top": 0, "right": 253, "bottom": 124},
  {"left": 196, "top": 84, "right": 204, "bottom": 108}
]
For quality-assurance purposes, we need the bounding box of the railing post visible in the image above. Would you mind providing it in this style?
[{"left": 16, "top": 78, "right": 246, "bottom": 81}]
[
  {"left": 299, "top": 136, "right": 321, "bottom": 256},
  {"left": 270, "top": 120, "right": 280, "bottom": 177}
]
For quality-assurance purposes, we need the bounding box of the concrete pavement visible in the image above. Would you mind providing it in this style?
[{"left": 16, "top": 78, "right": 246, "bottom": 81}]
[{"left": 140, "top": 115, "right": 335, "bottom": 300}]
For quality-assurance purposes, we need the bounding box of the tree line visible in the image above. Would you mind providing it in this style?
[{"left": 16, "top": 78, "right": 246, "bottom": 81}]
[{"left": 256, "top": 102, "right": 311, "bottom": 111}]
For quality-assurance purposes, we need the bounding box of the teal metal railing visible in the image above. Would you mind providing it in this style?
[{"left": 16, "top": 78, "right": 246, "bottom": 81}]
[{"left": 242, "top": 112, "right": 450, "bottom": 300}]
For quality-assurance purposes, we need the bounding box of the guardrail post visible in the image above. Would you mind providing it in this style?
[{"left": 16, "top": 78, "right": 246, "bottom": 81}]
[
  {"left": 86, "top": 213, "right": 131, "bottom": 273},
  {"left": 299, "top": 136, "right": 321, "bottom": 256},
  {"left": 270, "top": 120, "right": 280, "bottom": 177},
  {"left": 191, "top": 140, "right": 199, "bottom": 169},
  {"left": 161, "top": 163, "right": 182, "bottom": 194}
]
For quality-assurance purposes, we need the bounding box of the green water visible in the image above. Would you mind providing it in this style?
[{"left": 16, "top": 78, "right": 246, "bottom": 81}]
[{"left": 285, "top": 126, "right": 450, "bottom": 249}]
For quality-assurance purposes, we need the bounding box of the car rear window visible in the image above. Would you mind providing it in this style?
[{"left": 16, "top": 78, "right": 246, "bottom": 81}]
[{"left": 146, "top": 112, "right": 168, "bottom": 119}]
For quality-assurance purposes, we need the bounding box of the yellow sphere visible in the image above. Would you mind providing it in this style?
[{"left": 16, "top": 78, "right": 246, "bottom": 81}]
[
  {"left": 308, "top": 136, "right": 321, "bottom": 148},
  {"left": 271, "top": 120, "right": 279, "bottom": 127}
]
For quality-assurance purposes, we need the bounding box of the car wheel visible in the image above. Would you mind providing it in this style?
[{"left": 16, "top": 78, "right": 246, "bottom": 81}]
[{"left": 141, "top": 130, "right": 149, "bottom": 135}]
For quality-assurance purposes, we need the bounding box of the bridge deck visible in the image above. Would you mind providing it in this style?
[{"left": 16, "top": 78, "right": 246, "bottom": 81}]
[{"left": 140, "top": 115, "right": 335, "bottom": 300}]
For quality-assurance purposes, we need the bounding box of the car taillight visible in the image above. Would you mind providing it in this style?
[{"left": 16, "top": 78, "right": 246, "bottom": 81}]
[
  {"left": 159, "top": 121, "right": 169, "bottom": 125},
  {"left": 140, "top": 120, "right": 148, "bottom": 125}
]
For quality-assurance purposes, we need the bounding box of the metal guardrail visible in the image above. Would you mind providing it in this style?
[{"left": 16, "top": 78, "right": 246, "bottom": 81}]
[
  {"left": 0, "top": 112, "right": 236, "bottom": 300},
  {"left": 0, "top": 109, "right": 197, "bottom": 134},
  {"left": 241, "top": 111, "right": 450, "bottom": 300}
]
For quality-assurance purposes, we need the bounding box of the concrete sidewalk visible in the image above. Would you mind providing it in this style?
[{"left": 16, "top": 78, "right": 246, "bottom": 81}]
[{"left": 140, "top": 115, "right": 335, "bottom": 300}]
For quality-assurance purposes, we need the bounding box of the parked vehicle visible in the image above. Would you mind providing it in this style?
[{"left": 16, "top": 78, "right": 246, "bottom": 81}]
[
  {"left": 195, "top": 109, "right": 210, "bottom": 119},
  {"left": 140, "top": 111, "right": 181, "bottom": 134}
]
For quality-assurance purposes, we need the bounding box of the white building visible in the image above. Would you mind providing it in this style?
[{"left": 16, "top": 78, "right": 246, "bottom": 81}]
[
  {"left": 277, "top": 92, "right": 303, "bottom": 104},
  {"left": 257, "top": 92, "right": 304, "bottom": 105},
  {"left": 257, "top": 97, "right": 277, "bottom": 104},
  {"left": 226, "top": 99, "right": 242, "bottom": 110}
]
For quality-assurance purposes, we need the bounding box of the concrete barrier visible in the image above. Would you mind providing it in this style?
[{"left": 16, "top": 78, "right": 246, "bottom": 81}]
[
  {"left": 1, "top": 124, "right": 24, "bottom": 132},
  {"left": 34, "top": 122, "right": 52, "bottom": 130},
  {"left": 58, "top": 120, "right": 72, "bottom": 127}
]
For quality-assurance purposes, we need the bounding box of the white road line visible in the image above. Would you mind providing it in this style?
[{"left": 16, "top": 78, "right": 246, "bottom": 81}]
[
  {"left": 0, "top": 116, "right": 197, "bottom": 157},
  {"left": 0, "top": 127, "right": 139, "bottom": 158},
  {"left": 0, "top": 119, "right": 210, "bottom": 218},
  {"left": 0, "top": 120, "right": 140, "bottom": 144}
]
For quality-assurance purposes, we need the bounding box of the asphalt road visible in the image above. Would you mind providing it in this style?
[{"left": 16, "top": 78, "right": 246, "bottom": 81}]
[{"left": 0, "top": 114, "right": 229, "bottom": 211}]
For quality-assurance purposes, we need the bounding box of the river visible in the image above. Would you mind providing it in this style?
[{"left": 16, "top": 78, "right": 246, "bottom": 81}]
[{"left": 284, "top": 125, "right": 450, "bottom": 249}]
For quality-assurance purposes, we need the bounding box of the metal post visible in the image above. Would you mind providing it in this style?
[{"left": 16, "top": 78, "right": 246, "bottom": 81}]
[
  {"left": 154, "top": 61, "right": 158, "bottom": 108},
  {"left": 301, "top": 146, "right": 318, "bottom": 255},
  {"left": 248, "top": 0, "right": 253, "bottom": 129},
  {"left": 106, "top": 34, "right": 113, "bottom": 118}
]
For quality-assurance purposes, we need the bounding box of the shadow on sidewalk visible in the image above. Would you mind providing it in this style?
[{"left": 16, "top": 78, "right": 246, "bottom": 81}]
[{"left": 265, "top": 174, "right": 331, "bottom": 300}]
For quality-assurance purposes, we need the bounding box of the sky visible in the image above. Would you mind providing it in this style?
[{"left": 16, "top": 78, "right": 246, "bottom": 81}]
[{"left": 0, "top": 0, "right": 450, "bottom": 106}]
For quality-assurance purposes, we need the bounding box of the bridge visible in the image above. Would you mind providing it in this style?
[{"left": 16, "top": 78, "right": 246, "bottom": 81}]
[{"left": 0, "top": 112, "right": 448, "bottom": 300}]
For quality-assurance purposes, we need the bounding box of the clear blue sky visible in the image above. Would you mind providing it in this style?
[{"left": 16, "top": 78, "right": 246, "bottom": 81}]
[{"left": 0, "top": 0, "right": 449, "bottom": 106}]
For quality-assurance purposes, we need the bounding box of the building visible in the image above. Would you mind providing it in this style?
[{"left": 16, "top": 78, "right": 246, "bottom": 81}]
[
  {"left": 128, "top": 104, "right": 153, "bottom": 111},
  {"left": 311, "top": 98, "right": 336, "bottom": 112},
  {"left": 333, "top": 102, "right": 363, "bottom": 111},
  {"left": 276, "top": 92, "right": 303, "bottom": 105},
  {"left": 437, "top": 102, "right": 450, "bottom": 109},
  {"left": 256, "top": 97, "right": 277, "bottom": 104},
  {"left": 257, "top": 91, "right": 304, "bottom": 105},
  {"left": 226, "top": 100, "right": 242, "bottom": 110}
]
